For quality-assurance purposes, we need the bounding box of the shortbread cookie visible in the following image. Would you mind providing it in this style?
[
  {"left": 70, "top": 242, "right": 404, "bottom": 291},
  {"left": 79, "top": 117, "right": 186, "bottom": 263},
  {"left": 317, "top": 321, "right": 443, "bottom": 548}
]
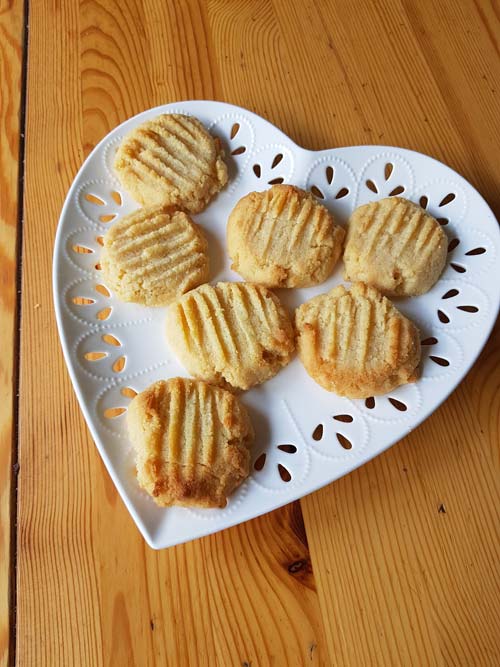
[
  {"left": 114, "top": 114, "right": 228, "bottom": 213},
  {"left": 227, "top": 185, "right": 345, "bottom": 287},
  {"left": 166, "top": 282, "right": 295, "bottom": 390},
  {"left": 295, "top": 282, "right": 420, "bottom": 398},
  {"left": 344, "top": 196, "right": 447, "bottom": 296},
  {"left": 127, "top": 378, "right": 253, "bottom": 508},
  {"left": 100, "top": 205, "right": 209, "bottom": 306}
]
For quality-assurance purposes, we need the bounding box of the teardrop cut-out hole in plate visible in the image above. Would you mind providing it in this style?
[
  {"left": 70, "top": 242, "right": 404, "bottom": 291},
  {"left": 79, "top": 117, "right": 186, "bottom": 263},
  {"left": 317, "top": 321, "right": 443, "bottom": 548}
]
[
  {"left": 366, "top": 179, "right": 378, "bottom": 193},
  {"left": 231, "top": 146, "right": 246, "bottom": 156},
  {"left": 439, "top": 193, "right": 456, "bottom": 207},
  {"left": 384, "top": 163, "right": 393, "bottom": 180},
  {"left": 230, "top": 122, "right": 240, "bottom": 139},
  {"left": 84, "top": 351, "right": 107, "bottom": 361},
  {"left": 111, "top": 191, "right": 122, "bottom": 206},
  {"left": 99, "top": 214, "right": 117, "bottom": 223},
  {"left": 277, "top": 464, "right": 291, "bottom": 482},
  {"left": 73, "top": 296, "right": 95, "bottom": 305},
  {"left": 389, "top": 185, "right": 405, "bottom": 196},
  {"left": 72, "top": 244, "right": 93, "bottom": 254},
  {"left": 336, "top": 433, "right": 352, "bottom": 450},
  {"left": 326, "top": 165, "right": 334, "bottom": 184},
  {"left": 442, "top": 289, "right": 459, "bottom": 299},
  {"left": 312, "top": 424, "right": 323, "bottom": 441},
  {"left": 253, "top": 164, "right": 261, "bottom": 178},
  {"left": 437, "top": 218, "right": 448, "bottom": 226},
  {"left": 450, "top": 263, "right": 466, "bottom": 273},
  {"left": 333, "top": 414, "right": 353, "bottom": 423},
  {"left": 310, "top": 185, "right": 324, "bottom": 199},
  {"left": 121, "top": 387, "right": 137, "bottom": 398},
  {"left": 335, "top": 187, "right": 349, "bottom": 199},
  {"left": 112, "top": 356, "right": 126, "bottom": 372},
  {"left": 254, "top": 453, "right": 266, "bottom": 471},
  {"left": 277, "top": 444, "right": 297, "bottom": 454},
  {"left": 388, "top": 397, "right": 407, "bottom": 412},
  {"left": 465, "top": 247, "right": 486, "bottom": 256},
  {"left": 457, "top": 305, "right": 479, "bottom": 313},
  {"left": 95, "top": 284, "right": 111, "bottom": 297},
  {"left": 97, "top": 307, "right": 112, "bottom": 321},
  {"left": 430, "top": 356, "right": 450, "bottom": 367},
  {"left": 419, "top": 196, "right": 428, "bottom": 209},
  {"left": 437, "top": 310, "right": 450, "bottom": 323},
  {"left": 365, "top": 396, "right": 375, "bottom": 409},
  {"left": 268, "top": 177, "right": 284, "bottom": 185},
  {"left": 271, "top": 154, "right": 283, "bottom": 169},
  {"left": 102, "top": 334, "right": 121, "bottom": 347},
  {"left": 421, "top": 337, "right": 438, "bottom": 346},
  {"left": 85, "top": 193, "right": 106, "bottom": 206},
  {"left": 104, "top": 407, "right": 127, "bottom": 419},
  {"left": 96, "top": 236, "right": 104, "bottom": 246},
  {"left": 448, "top": 238, "right": 460, "bottom": 252}
]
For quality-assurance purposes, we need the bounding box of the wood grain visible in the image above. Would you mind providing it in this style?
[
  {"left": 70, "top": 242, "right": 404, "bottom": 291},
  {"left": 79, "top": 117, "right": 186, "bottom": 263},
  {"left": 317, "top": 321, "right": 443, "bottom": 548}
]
[
  {"left": 17, "top": 1, "right": 326, "bottom": 665},
  {"left": 14, "top": 0, "right": 500, "bottom": 665},
  {"left": 0, "top": 1, "right": 24, "bottom": 665},
  {"left": 303, "top": 321, "right": 500, "bottom": 664},
  {"left": 292, "top": 1, "right": 500, "bottom": 664}
]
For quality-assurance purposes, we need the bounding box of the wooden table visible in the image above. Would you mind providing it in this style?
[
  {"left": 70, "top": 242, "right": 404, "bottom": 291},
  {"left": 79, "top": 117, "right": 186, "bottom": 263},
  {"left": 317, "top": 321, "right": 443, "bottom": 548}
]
[{"left": 2, "top": 1, "right": 499, "bottom": 664}]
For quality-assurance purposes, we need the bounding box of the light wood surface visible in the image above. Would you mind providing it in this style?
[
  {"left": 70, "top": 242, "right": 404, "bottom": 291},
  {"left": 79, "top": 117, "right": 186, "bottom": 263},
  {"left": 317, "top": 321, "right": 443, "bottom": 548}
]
[
  {"left": 0, "top": 1, "right": 23, "bottom": 665},
  {"left": 6, "top": 0, "right": 500, "bottom": 664}
]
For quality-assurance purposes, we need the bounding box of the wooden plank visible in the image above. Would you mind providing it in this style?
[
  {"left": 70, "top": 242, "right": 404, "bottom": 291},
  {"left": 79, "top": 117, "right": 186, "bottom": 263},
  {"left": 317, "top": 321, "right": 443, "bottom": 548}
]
[
  {"left": 17, "top": 0, "right": 500, "bottom": 663},
  {"left": 0, "top": 1, "right": 24, "bottom": 665},
  {"left": 17, "top": 1, "right": 328, "bottom": 665},
  {"left": 302, "top": 327, "right": 500, "bottom": 664},
  {"left": 283, "top": 1, "right": 500, "bottom": 664}
]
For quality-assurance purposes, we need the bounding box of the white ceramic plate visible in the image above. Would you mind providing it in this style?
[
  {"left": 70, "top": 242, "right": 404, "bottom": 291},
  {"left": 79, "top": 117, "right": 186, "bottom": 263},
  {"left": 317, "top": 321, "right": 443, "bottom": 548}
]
[{"left": 53, "top": 101, "right": 500, "bottom": 549}]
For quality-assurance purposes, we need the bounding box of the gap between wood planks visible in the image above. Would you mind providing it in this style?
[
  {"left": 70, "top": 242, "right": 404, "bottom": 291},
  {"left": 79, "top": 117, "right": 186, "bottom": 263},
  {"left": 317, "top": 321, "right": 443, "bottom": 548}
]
[{"left": 10, "top": 1, "right": 30, "bottom": 664}]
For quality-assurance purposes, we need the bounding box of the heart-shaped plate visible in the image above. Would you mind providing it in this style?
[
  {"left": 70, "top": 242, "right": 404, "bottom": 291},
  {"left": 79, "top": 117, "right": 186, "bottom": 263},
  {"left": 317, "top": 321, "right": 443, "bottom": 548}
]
[{"left": 53, "top": 101, "right": 500, "bottom": 549}]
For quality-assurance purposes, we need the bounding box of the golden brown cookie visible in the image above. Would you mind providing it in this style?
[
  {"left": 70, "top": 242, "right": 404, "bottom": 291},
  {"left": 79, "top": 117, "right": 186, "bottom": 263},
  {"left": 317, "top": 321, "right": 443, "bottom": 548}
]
[
  {"left": 100, "top": 205, "right": 209, "bottom": 306},
  {"left": 295, "top": 282, "right": 420, "bottom": 398},
  {"left": 227, "top": 184, "right": 345, "bottom": 287},
  {"left": 166, "top": 282, "right": 295, "bottom": 390},
  {"left": 343, "top": 196, "right": 447, "bottom": 296},
  {"left": 114, "top": 114, "right": 228, "bottom": 213},
  {"left": 127, "top": 377, "right": 253, "bottom": 508}
]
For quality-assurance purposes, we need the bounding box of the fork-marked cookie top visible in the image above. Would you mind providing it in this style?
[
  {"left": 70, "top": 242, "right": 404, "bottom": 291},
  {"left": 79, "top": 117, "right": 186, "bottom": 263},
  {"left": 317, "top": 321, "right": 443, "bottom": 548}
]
[
  {"left": 100, "top": 205, "right": 209, "bottom": 306},
  {"left": 127, "top": 378, "right": 253, "bottom": 508},
  {"left": 344, "top": 196, "right": 447, "bottom": 296},
  {"left": 166, "top": 282, "right": 295, "bottom": 390},
  {"left": 295, "top": 282, "right": 421, "bottom": 398},
  {"left": 114, "top": 114, "right": 228, "bottom": 213},
  {"left": 227, "top": 185, "right": 345, "bottom": 288}
]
